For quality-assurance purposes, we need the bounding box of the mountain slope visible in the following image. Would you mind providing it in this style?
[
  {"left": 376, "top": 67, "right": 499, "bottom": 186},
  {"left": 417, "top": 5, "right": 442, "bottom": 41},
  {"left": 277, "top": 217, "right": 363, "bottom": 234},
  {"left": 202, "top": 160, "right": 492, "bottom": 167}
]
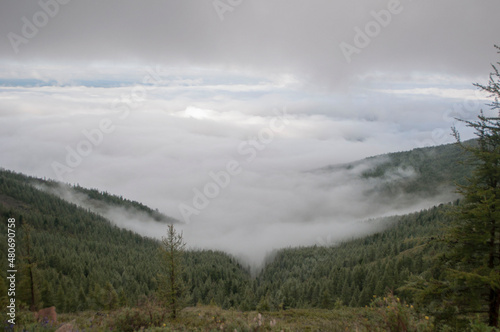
[
  {"left": 0, "top": 169, "right": 250, "bottom": 312},
  {"left": 318, "top": 140, "right": 475, "bottom": 204},
  {"left": 0, "top": 140, "right": 476, "bottom": 314},
  {"left": 254, "top": 203, "right": 454, "bottom": 309}
]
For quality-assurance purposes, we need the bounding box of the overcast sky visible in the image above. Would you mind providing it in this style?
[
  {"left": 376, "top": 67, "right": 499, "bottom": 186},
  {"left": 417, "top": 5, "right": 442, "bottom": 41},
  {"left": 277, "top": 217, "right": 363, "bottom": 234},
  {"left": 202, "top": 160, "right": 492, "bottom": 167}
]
[{"left": 1, "top": 0, "right": 499, "bottom": 266}]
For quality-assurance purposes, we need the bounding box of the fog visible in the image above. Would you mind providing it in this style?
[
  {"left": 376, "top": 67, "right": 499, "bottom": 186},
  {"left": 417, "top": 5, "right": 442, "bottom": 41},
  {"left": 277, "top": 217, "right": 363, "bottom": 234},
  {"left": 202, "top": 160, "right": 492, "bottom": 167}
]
[
  {"left": 0, "top": 77, "right": 489, "bottom": 268},
  {"left": 0, "top": 1, "right": 498, "bottom": 267},
  {"left": 19, "top": 104, "right": 459, "bottom": 268},
  {"left": 35, "top": 182, "right": 172, "bottom": 240},
  {"left": 36, "top": 152, "right": 457, "bottom": 270}
]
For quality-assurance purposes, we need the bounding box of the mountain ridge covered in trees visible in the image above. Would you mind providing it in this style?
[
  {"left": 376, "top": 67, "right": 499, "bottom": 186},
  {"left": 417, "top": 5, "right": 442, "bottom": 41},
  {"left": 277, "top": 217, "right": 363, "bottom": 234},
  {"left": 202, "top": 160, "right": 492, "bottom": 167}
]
[
  {"left": 318, "top": 139, "right": 476, "bottom": 199},
  {"left": 0, "top": 139, "right": 481, "bottom": 330}
]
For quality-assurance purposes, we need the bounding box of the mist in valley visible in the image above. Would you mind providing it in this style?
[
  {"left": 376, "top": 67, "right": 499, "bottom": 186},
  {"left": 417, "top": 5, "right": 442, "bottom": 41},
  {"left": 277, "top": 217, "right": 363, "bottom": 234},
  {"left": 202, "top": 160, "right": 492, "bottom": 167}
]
[
  {"left": 0, "top": 0, "right": 498, "bottom": 270},
  {"left": 34, "top": 150, "right": 458, "bottom": 270}
]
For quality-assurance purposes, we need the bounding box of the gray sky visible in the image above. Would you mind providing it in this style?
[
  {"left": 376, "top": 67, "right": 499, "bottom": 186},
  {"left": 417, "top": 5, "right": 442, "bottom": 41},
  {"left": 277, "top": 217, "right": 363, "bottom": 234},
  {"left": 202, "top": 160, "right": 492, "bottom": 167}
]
[
  {"left": 0, "top": 0, "right": 499, "bottom": 265},
  {"left": 0, "top": 1, "right": 498, "bottom": 82}
]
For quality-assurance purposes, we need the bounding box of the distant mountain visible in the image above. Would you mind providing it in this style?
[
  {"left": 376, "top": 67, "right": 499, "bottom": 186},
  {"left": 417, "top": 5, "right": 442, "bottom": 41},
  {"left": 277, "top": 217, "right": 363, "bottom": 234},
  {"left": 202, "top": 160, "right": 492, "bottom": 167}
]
[{"left": 317, "top": 139, "right": 475, "bottom": 204}]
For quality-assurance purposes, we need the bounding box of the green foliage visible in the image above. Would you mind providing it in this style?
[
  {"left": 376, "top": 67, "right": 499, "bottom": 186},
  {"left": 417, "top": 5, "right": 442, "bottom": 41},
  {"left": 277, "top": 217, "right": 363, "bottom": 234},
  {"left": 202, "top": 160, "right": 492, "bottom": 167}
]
[
  {"left": 102, "top": 281, "right": 119, "bottom": 310},
  {"left": 0, "top": 169, "right": 251, "bottom": 313},
  {"left": 256, "top": 294, "right": 271, "bottom": 312},
  {"left": 183, "top": 249, "right": 250, "bottom": 309},
  {"left": 323, "top": 139, "right": 475, "bottom": 201},
  {"left": 255, "top": 204, "right": 453, "bottom": 311},
  {"left": 469, "top": 316, "right": 500, "bottom": 332},
  {"left": 159, "top": 224, "right": 186, "bottom": 319},
  {"left": 0, "top": 275, "right": 8, "bottom": 309},
  {"left": 406, "top": 46, "right": 500, "bottom": 329},
  {"left": 369, "top": 293, "right": 433, "bottom": 332},
  {"left": 446, "top": 113, "right": 500, "bottom": 326},
  {"left": 113, "top": 306, "right": 166, "bottom": 332},
  {"left": 0, "top": 127, "right": 489, "bottom": 330},
  {"left": 39, "top": 179, "right": 177, "bottom": 224},
  {"left": 18, "top": 222, "right": 42, "bottom": 311},
  {"left": 0, "top": 165, "right": 462, "bottom": 317}
]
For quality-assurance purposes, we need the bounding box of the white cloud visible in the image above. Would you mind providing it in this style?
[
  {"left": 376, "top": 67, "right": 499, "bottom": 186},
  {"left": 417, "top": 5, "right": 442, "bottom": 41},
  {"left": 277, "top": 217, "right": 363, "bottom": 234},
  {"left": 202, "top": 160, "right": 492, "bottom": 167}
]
[
  {"left": 376, "top": 87, "right": 492, "bottom": 101},
  {"left": 0, "top": 0, "right": 498, "bottom": 266},
  {"left": 0, "top": 83, "right": 467, "bottom": 266}
]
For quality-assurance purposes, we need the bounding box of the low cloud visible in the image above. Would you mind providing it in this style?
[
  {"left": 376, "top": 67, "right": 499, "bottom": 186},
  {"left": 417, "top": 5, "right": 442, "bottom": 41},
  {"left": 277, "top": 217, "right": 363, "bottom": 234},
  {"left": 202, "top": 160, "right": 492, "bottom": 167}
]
[
  {"left": 24, "top": 115, "right": 457, "bottom": 269},
  {"left": 0, "top": 76, "right": 484, "bottom": 268},
  {"left": 35, "top": 182, "right": 176, "bottom": 239},
  {"left": 0, "top": 0, "right": 497, "bottom": 269}
]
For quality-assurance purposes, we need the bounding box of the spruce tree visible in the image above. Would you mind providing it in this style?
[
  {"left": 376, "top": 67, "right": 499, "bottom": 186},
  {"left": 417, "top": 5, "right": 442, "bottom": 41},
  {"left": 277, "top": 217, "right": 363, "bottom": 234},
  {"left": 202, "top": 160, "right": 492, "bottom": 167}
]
[
  {"left": 77, "top": 286, "right": 87, "bottom": 310},
  {"left": 18, "top": 222, "right": 40, "bottom": 311},
  {"left": 0, "top": 275, "right": 8, "bottom": 309},
  {"left": 102, "top": 281, "right": 119, "bottom": 310},
  {"left": 447, "top": 45, "right": 500, "bottom": 327},
  {"left": 159, "top": 224, "right": 186, "bottom": 319}
]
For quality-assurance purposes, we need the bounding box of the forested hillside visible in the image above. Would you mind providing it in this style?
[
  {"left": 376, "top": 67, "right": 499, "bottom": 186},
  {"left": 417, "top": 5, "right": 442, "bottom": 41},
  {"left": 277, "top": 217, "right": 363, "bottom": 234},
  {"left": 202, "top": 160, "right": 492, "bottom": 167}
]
[
  {"left": 0, "top": 170, "right": 460, "bottom": 314},
  {"left": 32, "top": 176, "right": 178, "bottom": 224},
  {"left": 254, "top": 204, "right": 454, "bottom": 310},
  {"left": 0, "top": 139, "right": 479, "bottom": 329},
  {"left": 0, "top": 169, "right": 250, "bottom": 312},
  {"left": 320, "top": 140, "right": 475, "bottom": 199}
]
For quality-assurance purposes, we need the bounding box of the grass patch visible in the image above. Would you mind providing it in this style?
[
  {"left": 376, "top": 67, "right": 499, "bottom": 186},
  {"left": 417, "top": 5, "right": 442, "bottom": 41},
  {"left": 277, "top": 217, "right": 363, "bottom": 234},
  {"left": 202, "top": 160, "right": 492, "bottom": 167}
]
[{"left": 15, "top": 297, "right": 433, "bottom": 331}]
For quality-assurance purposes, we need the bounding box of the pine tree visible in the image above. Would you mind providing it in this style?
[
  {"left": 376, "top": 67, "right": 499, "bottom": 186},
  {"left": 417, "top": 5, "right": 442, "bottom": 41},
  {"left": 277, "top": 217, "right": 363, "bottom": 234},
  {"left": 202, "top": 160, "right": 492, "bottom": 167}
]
[
  {"left": 447, "top": 45, "right": 500, "bottom": 327},
  {"left": 40, "top": 280, "right": 55, "bottom": 307},
  {"left": 118, "top": 288, "right": 128, "bottom": 307},
  {"left": 18, "top": 222, "right": 41, "bottom": 311},
  {"left": 102, "top": 282, "right": 119, "bottom": 310},
  {"left": 0, "top": 275, "right": 8, "bottom": 309},
  {"left": 159, "top": 224, "right": 186, "bottom": 319},
  {"left": 90, "top": 283, "right": 104, "bottom": 310},
  {"left": 77, "top": 286, "right": 87, "bottom": 311},
  {"left": 320, "top": 288, "right": 332, "bottom": 309},
  {"left": 56, "top": 285, "right": 66, "bottom": 312}
]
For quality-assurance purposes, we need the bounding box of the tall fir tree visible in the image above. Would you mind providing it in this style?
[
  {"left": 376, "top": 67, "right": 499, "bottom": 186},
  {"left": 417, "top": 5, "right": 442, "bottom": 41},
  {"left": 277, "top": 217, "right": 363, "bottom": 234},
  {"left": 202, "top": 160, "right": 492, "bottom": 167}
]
[
  {"left": 18, "top": 222, "right": 41, "bottom": 311},
  {"left": 0, "top": 274, "right": 8, "bottom": 309},
  {"left": 446, "top": 45, "right": 500, "bottom": 327},
  {"left": 159, "top": 224, "right": 186, "bottom": 319}
]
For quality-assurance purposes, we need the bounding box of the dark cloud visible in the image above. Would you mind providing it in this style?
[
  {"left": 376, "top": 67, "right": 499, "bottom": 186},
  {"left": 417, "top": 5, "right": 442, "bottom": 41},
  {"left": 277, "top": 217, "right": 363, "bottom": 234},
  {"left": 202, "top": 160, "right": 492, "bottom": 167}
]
[{"left": 1, "top": 1, "right": 498, "bottom": 89}]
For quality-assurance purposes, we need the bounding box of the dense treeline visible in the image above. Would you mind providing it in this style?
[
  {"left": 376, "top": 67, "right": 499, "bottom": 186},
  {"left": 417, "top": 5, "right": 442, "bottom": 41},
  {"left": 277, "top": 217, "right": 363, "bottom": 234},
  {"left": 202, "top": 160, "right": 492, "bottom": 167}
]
[
  {"left": 0, "top": 169, "right": 161, "bottom": 311},
  {"left": 70, "top": 184, "right": 178, "bottom": 223},
  {"left": 0, "top": 169, "right": 250, "bottom": 312},
  {"left": 252, "top": 204, "right": 454, "bottom": 310},
  {"left": 29, "top": 174, "right": 177, "bottom": 224},
  {"left": 323, "top": 139, "right": 475, "bottom": 200},
  {"left": 0, "top": 156, "right": 470, "bottom": 316},
  {"left": 362, "top": 140, "right": 474, "bottom": 186}
]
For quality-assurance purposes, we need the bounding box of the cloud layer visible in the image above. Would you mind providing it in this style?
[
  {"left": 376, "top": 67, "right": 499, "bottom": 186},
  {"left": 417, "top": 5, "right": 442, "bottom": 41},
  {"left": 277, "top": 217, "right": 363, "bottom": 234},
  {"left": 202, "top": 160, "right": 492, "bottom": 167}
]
[
  {"left": 0, "top": 1, "right": 499, "bottom": 265},
  {"left": 1, "top": 1, "right": 499, "bottom": 88},
  {"left": 0, "top": 83, "right": 481, "bottom": 266}
]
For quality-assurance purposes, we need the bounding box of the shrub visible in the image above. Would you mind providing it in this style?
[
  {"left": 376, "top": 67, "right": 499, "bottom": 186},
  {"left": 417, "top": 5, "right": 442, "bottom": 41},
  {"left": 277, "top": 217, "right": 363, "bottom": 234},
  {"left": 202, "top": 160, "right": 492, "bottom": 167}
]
[
  {"left": 369, "top": 293, "right": 433, "bottom": 332},
  {"left": 112, "top": 306, "right": 167, "bottom": 332}
]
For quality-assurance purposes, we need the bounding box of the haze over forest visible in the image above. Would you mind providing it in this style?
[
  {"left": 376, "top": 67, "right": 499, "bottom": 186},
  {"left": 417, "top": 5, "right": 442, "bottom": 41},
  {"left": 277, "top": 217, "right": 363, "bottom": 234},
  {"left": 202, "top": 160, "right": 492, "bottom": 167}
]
[{"left": 1, "top": 1, "right": 499, "bottom": 266}]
